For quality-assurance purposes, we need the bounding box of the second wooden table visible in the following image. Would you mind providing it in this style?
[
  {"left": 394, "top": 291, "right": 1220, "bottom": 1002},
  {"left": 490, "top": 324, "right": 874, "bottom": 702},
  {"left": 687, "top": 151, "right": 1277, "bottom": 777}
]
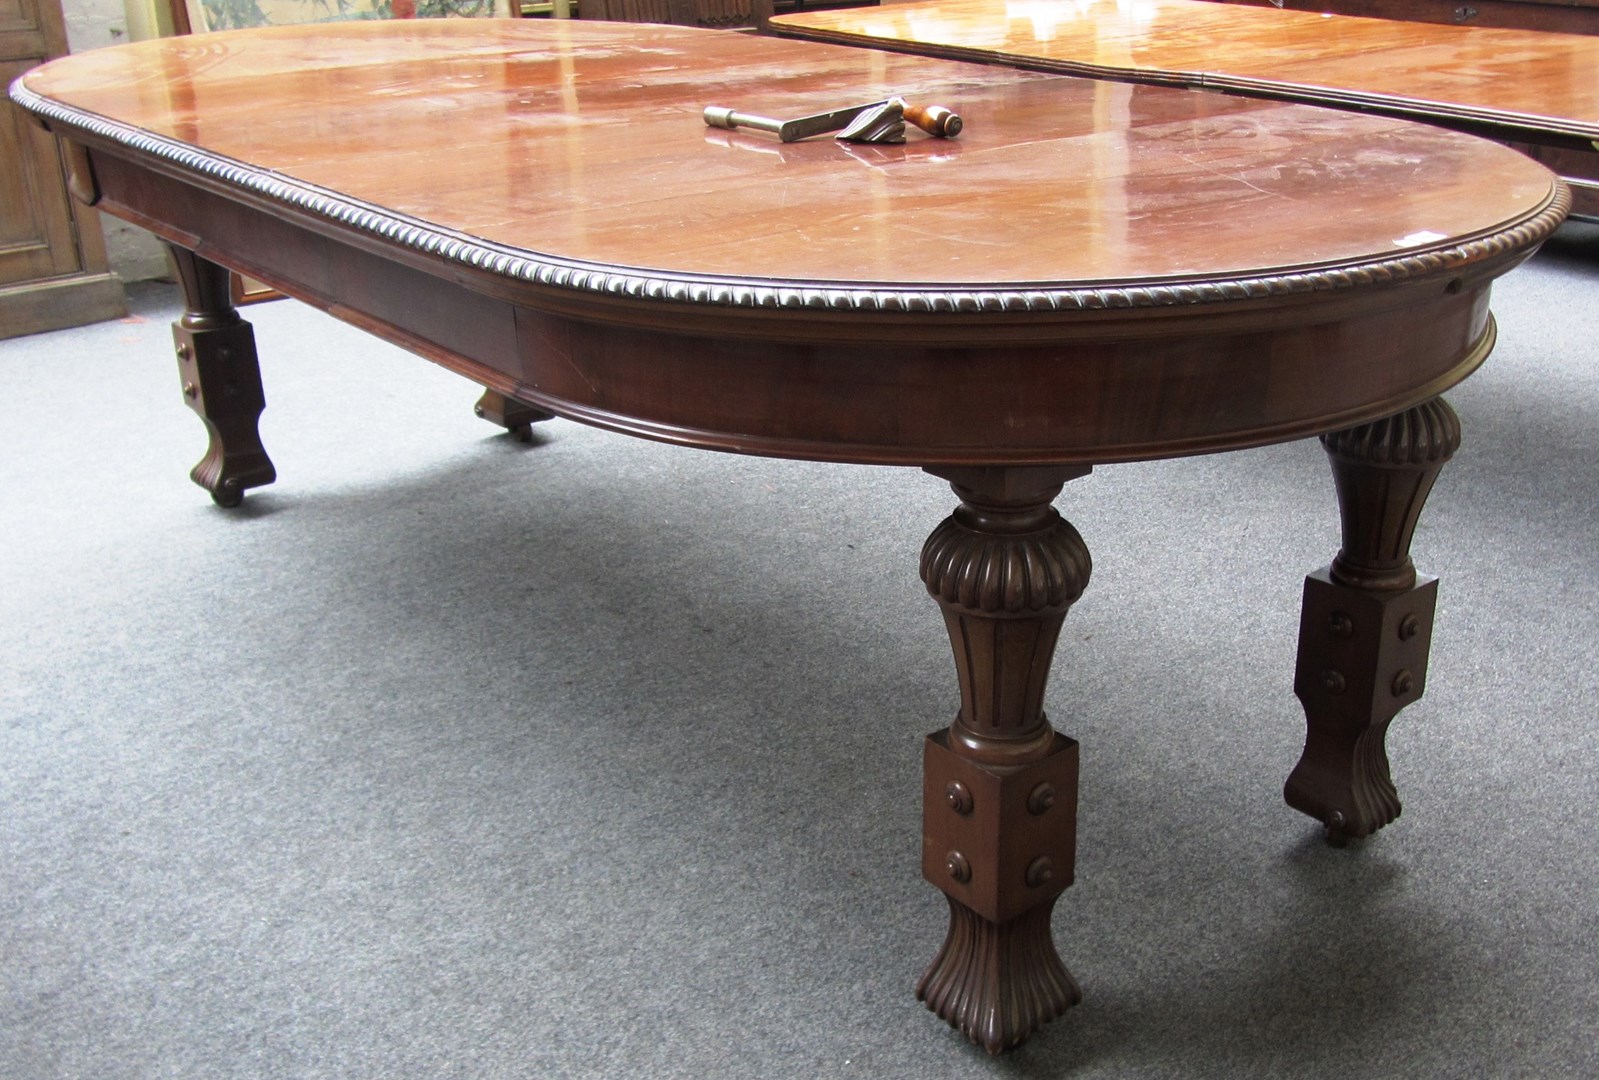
[{"left": 773, "top": 0, "right": 1599, "bottom": 214}]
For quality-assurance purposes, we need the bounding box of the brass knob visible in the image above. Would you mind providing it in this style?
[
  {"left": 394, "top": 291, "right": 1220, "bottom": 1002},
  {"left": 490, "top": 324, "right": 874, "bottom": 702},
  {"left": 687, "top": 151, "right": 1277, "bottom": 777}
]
[
  {"left": 944, "top": 781, "right": 973, "bottom": 815},
  {"left": 1027, "top": 783, "right": 1056, "bottom": 816},
  {"left": 945, "top": 851, "right": 972, "bottom": 884}
]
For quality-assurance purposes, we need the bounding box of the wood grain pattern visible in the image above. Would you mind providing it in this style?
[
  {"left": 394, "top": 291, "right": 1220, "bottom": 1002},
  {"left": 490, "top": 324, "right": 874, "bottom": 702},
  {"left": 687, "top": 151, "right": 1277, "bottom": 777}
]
[
  {"left": 774, "top": 0, "right": 1599, "bottom": 143},
  {"left": 19, "top": 20, "right": 1563, "bottom": 288},
  {"left": 13, "top": 22, "right": 1565, "bottom": 463},
  {"left": 1208, "top": 0, "right": 1599, "bottom": 37}
]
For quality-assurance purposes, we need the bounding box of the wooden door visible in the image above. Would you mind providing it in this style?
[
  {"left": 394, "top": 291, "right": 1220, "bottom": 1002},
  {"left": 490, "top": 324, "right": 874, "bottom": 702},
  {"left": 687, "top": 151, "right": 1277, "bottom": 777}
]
[{"left": 1, "top": 0, "right": 125, "bottom": 338}]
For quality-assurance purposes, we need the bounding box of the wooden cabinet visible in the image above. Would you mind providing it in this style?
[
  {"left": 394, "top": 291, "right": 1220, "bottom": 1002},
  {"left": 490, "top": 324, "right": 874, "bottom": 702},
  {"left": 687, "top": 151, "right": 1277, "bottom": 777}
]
[
  {"left": 1210, "top": 0, "right": 1599, "bottom": 35},
  {"left": 2, "top": 0, "right": 124, "bottom": 339}
]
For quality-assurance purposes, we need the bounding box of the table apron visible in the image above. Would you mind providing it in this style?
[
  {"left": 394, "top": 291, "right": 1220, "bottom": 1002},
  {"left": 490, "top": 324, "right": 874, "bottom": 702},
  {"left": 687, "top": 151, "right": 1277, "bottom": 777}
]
[{"left": 86, "top": 144, "right": 1500, "bottom": 467}]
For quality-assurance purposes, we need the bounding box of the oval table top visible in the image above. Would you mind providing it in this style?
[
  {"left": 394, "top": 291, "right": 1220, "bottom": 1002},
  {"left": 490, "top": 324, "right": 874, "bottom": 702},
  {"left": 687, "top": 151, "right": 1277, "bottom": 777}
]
[
  {"left": 11, "top": 21, "right": 1570, "bottom": 464},
  {"left": 17, "top": 21, "right": 1563, "bottom": 303}
]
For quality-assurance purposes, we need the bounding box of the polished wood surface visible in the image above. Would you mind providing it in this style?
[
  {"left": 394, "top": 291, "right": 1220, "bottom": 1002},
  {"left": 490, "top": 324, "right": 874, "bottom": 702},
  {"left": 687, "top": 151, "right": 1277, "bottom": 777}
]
[
  {"left": 774, "top": 0, "right": 1599, "bottom": 143},
  {"left": 1209, "top": 0, "right": 1599, "bottom": 36},
  {"left": 10, "top": 20, "right": 1566, "bottom": 1053},
  {"left": 19, "top": 21, "right": 1565, "bottom": 288},
  {"left": 14, "top": 22, "right": 1562, "bottom": 462}
]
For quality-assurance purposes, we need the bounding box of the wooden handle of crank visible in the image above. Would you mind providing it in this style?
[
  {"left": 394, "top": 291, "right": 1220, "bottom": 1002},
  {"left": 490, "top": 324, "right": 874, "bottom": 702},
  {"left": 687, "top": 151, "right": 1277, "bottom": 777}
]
[{"left": 902, "top": 103, "right": 963, "bottom": 138}]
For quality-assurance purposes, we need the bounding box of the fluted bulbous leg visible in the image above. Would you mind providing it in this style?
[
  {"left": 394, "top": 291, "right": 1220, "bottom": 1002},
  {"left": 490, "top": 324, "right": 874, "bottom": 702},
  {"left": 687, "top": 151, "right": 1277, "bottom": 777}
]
[
  {"left": 166, "top": 245, "right": 275, "bottom": 506},
  {"left": 1288, "top": 399, "right": 1460, "bottom": 844},
  {"left": 916, "top": 465, "right": 1091, "bottom": 1053}
]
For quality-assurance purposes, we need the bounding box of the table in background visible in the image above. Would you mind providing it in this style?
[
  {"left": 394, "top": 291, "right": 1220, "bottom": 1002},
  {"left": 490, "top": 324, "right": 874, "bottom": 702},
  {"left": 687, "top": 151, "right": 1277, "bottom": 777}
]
[
  {"left": 12, "top": 20, "right": 1565, "bottom": 1055},
  {"left": 1208, "top": 0, "right": 1599, "bottom": 36},
  {"left": 773, "top": 0, "right": 1599, "bottom": 216}
]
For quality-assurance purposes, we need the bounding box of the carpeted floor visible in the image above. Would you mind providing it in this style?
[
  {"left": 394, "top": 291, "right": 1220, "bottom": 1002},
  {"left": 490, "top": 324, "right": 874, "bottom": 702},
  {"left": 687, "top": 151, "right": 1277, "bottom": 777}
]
[{"left": 2, "top": 225, "right": 1595, "bottom": 1079}]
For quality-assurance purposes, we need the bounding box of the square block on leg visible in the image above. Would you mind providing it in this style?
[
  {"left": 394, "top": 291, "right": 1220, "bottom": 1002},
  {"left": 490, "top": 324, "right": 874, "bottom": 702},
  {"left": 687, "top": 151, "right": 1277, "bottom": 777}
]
[
  {"left": 1293, "top": 569, "right": 1439, "bottom": 721},
  {"left": 922, "top": 730, "right": 1078, "bottom": 924}
]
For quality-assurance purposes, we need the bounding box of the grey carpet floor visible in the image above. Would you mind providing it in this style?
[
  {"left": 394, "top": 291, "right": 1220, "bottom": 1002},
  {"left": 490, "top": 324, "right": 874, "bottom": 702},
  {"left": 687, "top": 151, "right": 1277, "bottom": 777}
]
[{"left": 3, "top": 225, "right": 1596, "bottom": 1079}]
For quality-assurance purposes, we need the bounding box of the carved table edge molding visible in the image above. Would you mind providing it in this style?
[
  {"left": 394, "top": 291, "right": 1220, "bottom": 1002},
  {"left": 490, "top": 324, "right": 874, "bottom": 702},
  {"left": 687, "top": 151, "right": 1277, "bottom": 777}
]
[{"left": 10, "top": 81, "right": 1573, "bottom": 320}]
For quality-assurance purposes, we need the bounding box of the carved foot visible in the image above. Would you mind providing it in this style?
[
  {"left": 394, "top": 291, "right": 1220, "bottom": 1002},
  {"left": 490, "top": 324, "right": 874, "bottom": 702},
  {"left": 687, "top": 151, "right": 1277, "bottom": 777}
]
[
  {"left": 474, "top": 389, "right": 553, "bottom": 442},
  {"left": 167, "top": 245, "right": 274, "bottom": 505},
  {"left": 1288, "top": 399, "right": 1459, "bottom": 842},
  {"left": 917, "top": 895, "right": 1082, "bottom": 1054}
]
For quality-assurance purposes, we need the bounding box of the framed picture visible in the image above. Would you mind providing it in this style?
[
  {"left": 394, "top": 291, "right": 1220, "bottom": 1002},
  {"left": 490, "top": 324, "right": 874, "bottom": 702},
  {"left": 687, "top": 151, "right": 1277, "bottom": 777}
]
[{"left": 184, "top": 0, "right": 513, "bottom": 34}]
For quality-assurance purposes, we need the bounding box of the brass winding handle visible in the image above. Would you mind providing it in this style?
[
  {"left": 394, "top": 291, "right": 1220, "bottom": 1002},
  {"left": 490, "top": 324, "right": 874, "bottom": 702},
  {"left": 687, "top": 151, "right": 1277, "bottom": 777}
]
[{"left": 703, "top": 99, "right": 963, "bottom": 142}]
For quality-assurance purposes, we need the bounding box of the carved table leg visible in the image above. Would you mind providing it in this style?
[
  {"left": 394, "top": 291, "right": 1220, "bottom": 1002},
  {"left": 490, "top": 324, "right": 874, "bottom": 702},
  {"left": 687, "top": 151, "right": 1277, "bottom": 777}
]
[
  {"left": 166, "top": 245, "right": 275, "bottom": 507},
  {"left": 916, "top": 465, "right": 1092, "bottom": 1053},
  {"left": 1287, "top": 399, "right": 1461, "bottom": 845},
  {"left": 473, "top": 388, "right": 554, "bottom": 442}
]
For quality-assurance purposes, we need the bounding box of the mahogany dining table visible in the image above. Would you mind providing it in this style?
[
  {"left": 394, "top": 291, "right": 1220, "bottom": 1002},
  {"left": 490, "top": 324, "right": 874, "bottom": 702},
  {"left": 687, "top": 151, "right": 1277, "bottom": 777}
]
[
  {"left": 11, "top": 18, "right": 1566, "bottom": 1054},
  {"left": 772, "top": 0, "right": 1599, "bottom": 216}
]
